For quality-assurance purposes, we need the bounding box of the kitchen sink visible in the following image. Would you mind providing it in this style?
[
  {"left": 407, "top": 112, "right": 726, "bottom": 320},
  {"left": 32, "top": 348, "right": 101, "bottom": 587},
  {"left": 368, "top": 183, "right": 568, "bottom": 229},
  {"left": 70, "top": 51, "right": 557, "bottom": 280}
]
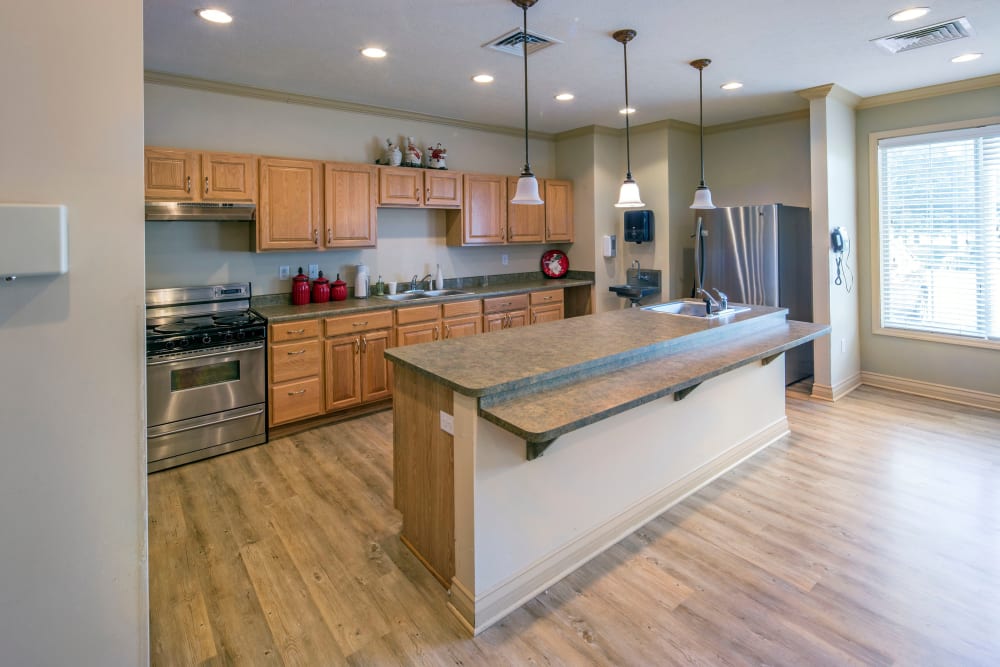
[
  {"left": 422, "top": 289, "right": 472, "bottom": 297},
  {"left": 643, "top": 299, "right": 751, "bottom": 318},
  {"left": 383, "top": 293, "right": 431, "bottom": 301},
  {"left": 609, "top": 284, "right": 660, "bottom": 300}
]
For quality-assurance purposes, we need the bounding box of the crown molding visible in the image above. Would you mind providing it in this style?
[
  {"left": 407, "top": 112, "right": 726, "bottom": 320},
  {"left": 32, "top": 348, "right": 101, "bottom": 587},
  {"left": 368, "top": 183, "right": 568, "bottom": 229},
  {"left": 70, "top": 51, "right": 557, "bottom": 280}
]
[
  {"left": 552, "top": 125, "right": 621, "bottom": 141},
  {"left": 632, "top": 118, "right": 699, "bottom": 135},
  {"left": 856, "top": 72, "right": 1000, "bottom": 110},
  {"left": 144, "top": 70, "right": 555, "bottom": 141},
  {"left": 796, "top": 83, "right": 861, "bottom": 107},
  {"left": 706, "top": 109, "right": 810, "bottom": 134}
]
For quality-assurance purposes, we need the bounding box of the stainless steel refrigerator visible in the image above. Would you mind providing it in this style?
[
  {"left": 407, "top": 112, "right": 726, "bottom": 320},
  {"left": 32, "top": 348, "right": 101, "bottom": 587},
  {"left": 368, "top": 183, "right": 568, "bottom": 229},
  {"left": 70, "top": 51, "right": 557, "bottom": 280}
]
[{"left": 693, "top": 204, "right": 813, "bottom": 385}]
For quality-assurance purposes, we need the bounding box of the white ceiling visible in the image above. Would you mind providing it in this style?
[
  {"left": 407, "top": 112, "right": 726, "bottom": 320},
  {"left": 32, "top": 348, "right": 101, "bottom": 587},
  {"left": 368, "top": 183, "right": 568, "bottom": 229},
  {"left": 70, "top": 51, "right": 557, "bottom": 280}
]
[{"left": 144, "top": 0, "right": 1000, "bottom": 134}]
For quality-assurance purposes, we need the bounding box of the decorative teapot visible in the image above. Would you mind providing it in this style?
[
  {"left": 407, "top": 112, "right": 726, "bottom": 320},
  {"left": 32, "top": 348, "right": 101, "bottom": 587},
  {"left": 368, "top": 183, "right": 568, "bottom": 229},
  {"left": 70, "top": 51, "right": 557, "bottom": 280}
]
[
  {"left": 426, "top": 142, "right": 447, "bottom": 169},
  {"left": 383, "top": 138, "right": 401, "bottom": 166}
]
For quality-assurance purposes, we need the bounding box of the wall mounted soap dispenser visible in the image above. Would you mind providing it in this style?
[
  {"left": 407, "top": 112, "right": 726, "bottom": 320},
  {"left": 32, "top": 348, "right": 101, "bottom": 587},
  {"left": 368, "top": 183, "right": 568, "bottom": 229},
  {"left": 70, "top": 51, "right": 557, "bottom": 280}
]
[{"left": 624, "top": 209, "right": 654, "bottom": 244}]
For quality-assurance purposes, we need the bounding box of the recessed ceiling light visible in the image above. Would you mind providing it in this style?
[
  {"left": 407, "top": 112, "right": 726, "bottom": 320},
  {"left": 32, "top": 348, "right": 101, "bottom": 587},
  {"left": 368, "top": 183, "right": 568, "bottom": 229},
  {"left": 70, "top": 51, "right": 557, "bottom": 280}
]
[
  {"left": 361, "top": 47, "right": 387, "bottom": 59},
  {"left": 555, "top": 93, "right": 575, "bottom": 101},
  {"left": 197, "top": 8, "right": 232, "bottom": 24},
  {"left": 619, "top": 107, "right": 635, "bottom": 115},
  {"left": 951, "top": 52, "right": 982, "bottom": 63},
  {"left": 889, "top": 7, "right": 930, "bottom": 22},
  {"left": 721, "top": 82, "right": 743, "bottom": 90},
  {"left": 472, "top": 74, "right": 494, "bottom": 84}
]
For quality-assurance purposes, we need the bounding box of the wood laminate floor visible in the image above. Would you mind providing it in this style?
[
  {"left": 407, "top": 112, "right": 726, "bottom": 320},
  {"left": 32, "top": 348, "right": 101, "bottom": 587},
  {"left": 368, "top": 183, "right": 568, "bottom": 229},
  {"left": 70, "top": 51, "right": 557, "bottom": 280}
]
[{"left": 149, "top": 386, "right": 1000, "bottom": 666}]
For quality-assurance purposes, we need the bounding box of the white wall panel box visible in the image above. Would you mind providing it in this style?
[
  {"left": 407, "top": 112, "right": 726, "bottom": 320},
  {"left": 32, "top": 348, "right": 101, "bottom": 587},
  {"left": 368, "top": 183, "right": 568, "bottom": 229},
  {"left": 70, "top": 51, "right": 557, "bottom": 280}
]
[{"left": 0, "top": 204, "right": 69, "bottom": 281}]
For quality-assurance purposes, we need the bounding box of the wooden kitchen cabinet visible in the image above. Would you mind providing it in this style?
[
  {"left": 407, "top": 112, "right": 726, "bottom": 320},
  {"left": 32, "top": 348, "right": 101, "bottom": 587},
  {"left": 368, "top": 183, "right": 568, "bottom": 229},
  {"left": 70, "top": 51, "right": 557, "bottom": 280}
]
[
  {"left": 324, "top": 311, "right": 393, "bottom": 412},
  {"left": 442, "top": 300, "right": 482, "bottom": 339},
  {"left": 325, "top": 162, "right": 377, "bottom": 247},
  {"left": 483, "top": 294, "right": 529, "bottom": 332},
  {"left": 268, "top": 319, "right": 324, "bottom": 426},
  {"left": 379, "top": 167, "right": 462, "bottom": 208},
  {"left": 446, "top": 173, "right": 507, "bottom": 246},
  {"left": 544, "top": 179, "right": 574, "bottom": 242},
  {"left": 257, "top": 157, "right": 323, "bottom": 251},
  {"left": 530, "top": 288, "right": 564, "bottom": 324},
  {"left": 144, "top": 147, "right": 257, "bottom": 202},
  {"left": 506, "top": 176, "right": 546, "bottom": 243},
  {"left": 395, "top": 304, "right": 441, "bottom": 347}
]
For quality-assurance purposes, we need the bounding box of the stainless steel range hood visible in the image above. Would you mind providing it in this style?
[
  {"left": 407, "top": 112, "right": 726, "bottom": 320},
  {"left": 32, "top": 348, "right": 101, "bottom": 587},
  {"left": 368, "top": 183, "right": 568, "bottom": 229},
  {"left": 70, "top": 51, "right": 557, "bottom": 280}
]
[{"left": 145, "top": 201, "right": 256, "bottom": 221}]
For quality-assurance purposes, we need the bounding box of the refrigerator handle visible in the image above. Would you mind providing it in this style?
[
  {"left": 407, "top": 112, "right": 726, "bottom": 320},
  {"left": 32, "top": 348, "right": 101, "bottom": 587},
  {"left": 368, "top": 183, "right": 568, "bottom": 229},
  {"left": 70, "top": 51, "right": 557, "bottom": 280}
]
[{"left": 692, "top": 216, "right": 706, "bottom": 295}]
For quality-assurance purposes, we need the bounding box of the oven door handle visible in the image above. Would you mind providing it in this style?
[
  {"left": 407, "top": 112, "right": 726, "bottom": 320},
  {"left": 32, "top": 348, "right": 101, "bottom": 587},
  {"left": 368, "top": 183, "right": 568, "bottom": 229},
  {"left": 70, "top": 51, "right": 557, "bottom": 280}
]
[
  {"left": 147, "top": 407, "right": 265, "bottom": 439},
  {"left": 147, "top": 342, "right": 264, "bottom": 366}
]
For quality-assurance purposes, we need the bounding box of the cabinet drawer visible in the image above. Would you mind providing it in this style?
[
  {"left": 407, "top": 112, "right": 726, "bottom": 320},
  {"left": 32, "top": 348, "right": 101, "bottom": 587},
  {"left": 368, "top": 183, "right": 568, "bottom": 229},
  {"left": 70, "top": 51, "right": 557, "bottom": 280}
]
[
  {"left": 324, "top": 310, "right": 393, "bottom": 337},
  {"left": 483, "top": 293, "right": 529, "bottom": 314},
  {"left": 395, "top": 304, "right": 441, "bottom": 326},
  {"left": 442, "top": 299, "right": 482, "bottom": 318},
  {"left": 270, "top": 377, "right": 323, "bottom": 425},
  {"left": 270, "top": 319, "right": 320, "bottom": 342},
  {"left": 270, "top": 339, "right": 321, "bottom": 383},
  {"left": 530, "top": 289, "right": 564, "bottom": 305}
]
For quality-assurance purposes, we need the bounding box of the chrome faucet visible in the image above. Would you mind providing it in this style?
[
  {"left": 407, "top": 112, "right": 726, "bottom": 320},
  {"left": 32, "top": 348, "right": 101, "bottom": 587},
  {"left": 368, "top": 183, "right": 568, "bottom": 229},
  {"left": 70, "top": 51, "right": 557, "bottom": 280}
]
[
  {"left": 410, "top": 273, "right": 433, "bottom": 291},
  {"left": 697, "top": 287, "right": 728, "bottom": 314},
  {"left": 631, "top": 259, "right": 640, "bottom": 270}
]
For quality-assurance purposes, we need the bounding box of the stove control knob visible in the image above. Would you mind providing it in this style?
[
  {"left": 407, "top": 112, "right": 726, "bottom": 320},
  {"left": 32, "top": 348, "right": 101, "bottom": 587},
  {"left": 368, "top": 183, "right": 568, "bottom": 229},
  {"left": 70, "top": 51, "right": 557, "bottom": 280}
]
[
  {"left": 223, "top": 331, "right": 234, "bottom": 342},
  {"left": 202, "top": 335, "right": 212, "bottom": 345},
  {"left": 237, "top": 330, "right": 246, "bottom": 340},
  {"left": 177, "top": 338, "right": 189, "bottom": 348}
]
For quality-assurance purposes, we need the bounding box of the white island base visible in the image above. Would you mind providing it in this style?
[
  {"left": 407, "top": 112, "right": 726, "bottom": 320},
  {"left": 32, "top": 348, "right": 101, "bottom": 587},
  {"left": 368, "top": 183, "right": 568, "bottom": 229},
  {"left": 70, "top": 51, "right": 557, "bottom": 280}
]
[{"left": 442, "top": 358, "right": 787, "bottom": 634}]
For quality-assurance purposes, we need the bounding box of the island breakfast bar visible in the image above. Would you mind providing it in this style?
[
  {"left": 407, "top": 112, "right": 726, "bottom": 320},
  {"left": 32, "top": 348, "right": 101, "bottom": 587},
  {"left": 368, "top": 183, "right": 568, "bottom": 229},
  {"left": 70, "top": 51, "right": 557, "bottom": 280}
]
[{"left": 385, "top": 304, "right": 828, "bottom": 634}]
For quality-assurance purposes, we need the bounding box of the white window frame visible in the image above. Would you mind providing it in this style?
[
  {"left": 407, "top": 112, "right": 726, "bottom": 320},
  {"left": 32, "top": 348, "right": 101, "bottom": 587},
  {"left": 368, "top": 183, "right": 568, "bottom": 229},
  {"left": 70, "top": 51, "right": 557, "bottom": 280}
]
[{"left": 869, "top": 116, "right": 1000, "bottom": 351}]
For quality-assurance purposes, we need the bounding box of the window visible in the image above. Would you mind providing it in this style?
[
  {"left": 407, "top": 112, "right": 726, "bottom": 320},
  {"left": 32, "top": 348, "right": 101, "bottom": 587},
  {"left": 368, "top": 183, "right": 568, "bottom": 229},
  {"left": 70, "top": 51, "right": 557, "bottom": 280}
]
[{"left": 875, "top": 121, "right": 1000, "bottom": 346}]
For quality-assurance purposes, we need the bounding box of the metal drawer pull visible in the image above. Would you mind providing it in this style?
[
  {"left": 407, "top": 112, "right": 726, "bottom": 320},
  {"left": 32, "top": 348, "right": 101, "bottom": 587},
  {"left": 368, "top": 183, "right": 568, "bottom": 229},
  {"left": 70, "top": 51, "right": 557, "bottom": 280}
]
[
  {"left": 327, "top": 228, "right": 332, "bottom": 244},
  {"left": 148, "top": 408, "right": 264, "bottom": 437},
  {"left": 287, "top": 349, "right": 306, "bottom": 355},
  {"left": 313, "top": 229, "right": 319, "bottom": 244},
  {"left": 352, "top": 321, "right": 368, "bottom": 327},
  {"left": 287, "top": 328, "right": 305, "bottom": 335},
  {"left": 287, "top": 389, "right": 306, "bottom": 396},
  {"left": 544, "top": 295, "right": 554, "bottom": 300},
  {"left": 186, "top": 176, "right": 191, "bottom": 193},
  {"left": 204, "top": 176, "right": 209, "bottom": 195}
]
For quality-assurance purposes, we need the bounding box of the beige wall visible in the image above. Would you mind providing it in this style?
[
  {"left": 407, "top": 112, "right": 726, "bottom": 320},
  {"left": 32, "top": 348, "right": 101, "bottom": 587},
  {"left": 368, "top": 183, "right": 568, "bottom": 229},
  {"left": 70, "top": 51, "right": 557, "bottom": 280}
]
[
  {"left": 0, "top": 1, "right": 147, "bottom": 664},
  {"left": 856, "top": 86, "right": 1000, "bottom": 394},
  {"left": 145, "top": 84, "right": 569, "bottom": 294}
]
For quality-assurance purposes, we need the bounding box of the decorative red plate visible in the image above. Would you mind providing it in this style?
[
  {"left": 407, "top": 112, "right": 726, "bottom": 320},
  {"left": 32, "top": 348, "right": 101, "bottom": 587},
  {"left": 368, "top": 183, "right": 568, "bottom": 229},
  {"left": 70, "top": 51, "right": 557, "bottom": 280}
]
[{"left": 541, "top": 249, "right": 569, "bottom": 278}]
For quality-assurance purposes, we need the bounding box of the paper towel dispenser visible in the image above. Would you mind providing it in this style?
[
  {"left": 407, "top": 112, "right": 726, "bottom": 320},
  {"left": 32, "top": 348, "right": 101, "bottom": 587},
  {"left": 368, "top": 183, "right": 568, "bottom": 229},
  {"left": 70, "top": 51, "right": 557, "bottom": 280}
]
[
  {"left": 0, "top": 204, "right": 69, "bottom": 281},
  {"left": 624, "top": 209, "right": 654, "bottom": 244}
]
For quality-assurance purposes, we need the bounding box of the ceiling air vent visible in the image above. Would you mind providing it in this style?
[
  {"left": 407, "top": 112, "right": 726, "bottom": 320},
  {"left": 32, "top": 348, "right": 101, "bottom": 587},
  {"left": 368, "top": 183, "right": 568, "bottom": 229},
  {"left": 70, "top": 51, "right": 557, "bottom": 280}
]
[
  {"left": 484, "top": 28, "right": 562, "bottom": 57},
  {"left": 871, "top": 17, "right": 973, "bottom": 54}
]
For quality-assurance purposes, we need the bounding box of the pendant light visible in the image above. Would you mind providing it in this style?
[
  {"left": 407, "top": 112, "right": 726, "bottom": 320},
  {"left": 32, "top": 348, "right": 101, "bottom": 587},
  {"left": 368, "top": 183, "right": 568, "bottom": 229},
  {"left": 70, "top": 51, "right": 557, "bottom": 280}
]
[
  {"left": 510, "top": 0, "right": 544, "bottom": 205},
  {"left": 613, "top": 29, "right": 644, "bottom": 208},
  {"left": 689, "top": 58, "right": 716, "bottom": 209}
]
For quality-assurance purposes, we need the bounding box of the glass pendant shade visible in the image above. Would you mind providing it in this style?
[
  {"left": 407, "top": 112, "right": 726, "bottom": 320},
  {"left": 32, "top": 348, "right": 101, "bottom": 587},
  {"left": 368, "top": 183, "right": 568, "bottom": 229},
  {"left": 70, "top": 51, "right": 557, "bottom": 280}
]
[
  {"left": 512, "top": 173, "right": 544, "bottom": 205},
  {"left": 690, "top": 185, "right": 715, "bottom": 209},
  {"left": 615, "top": 178, "right": 644, "bottom": 208}
]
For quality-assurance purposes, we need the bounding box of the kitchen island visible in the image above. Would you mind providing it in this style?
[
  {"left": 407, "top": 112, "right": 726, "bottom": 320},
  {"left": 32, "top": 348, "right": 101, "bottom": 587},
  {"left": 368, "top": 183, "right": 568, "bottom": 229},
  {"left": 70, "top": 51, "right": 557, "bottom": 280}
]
[{"left": 385, "top": 303, "right": 828, "bottom": 634}]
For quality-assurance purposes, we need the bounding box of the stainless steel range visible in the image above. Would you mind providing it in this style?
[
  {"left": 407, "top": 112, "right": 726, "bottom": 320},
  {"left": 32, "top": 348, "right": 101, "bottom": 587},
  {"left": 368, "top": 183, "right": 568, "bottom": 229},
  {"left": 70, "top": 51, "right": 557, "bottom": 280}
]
[{"left": 145, "top": 283, "right": 267, "bottom": 472}]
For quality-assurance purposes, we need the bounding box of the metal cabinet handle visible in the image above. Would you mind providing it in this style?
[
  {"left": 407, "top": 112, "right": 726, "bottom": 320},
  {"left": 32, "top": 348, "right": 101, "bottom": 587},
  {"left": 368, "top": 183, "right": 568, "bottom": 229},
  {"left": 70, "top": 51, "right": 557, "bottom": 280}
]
[
  {"left": 433, "top": 325, "right": 439, "bottom": 340},
  {"left": 287, "top": 389, "right": 306, "bottom": 396},
  {"left": 544, "top": 295, "right": 554, "bottom": 301},
  {"left": 532, "top": 312, "right": 537, "bottom": 324},
  {"left": 414, "top": 188, "right": 420, "bottom": 201},
  {"left": 360, "top": 335, "right": 368, "bottom": 352},
  {"left": 186, "top": 176, "right": 191, "bottom": 193},
  {"left": 352, "top": 321, "right": 368, "bottom": 327},
  {"left": 353, "top": 338, "right": 359, "bottom": 353},
  {"left": 327, "top": 228, "right": 332, "bottom": 244},
  {"left": 204, "top": 176, "right": 209, "bottom": 195},
  {"left": 313, "top": 229, "right": 319, "bottom": 244},
  {"left": 287, "top": 349, "right": 306, "bottom": 355},
  {"left": 288, "top": 328, "right": 305, "bottom": 335},
  {"left": 443, "top": 324, "right": 451, "bottom": 339}
]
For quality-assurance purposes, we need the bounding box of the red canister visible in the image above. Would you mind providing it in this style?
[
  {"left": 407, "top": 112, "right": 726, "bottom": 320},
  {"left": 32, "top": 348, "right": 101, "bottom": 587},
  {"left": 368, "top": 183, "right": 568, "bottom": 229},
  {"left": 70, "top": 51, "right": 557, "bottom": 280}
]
[
  {"left": 291, "top": 267, "right": 310, "bottom": 306},
  {"left": 311, "top": 270, "right": 330, "bottom": 303},
  {"left": 331, "top": 273, "right": 348, "bottom": 302}
]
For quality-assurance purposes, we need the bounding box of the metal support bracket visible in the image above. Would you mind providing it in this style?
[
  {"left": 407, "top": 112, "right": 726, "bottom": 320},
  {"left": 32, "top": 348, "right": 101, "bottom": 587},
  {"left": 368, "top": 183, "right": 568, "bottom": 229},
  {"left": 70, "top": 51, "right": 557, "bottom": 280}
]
[
  {"left": 761, "top": 352, "right": 783, "bottom": 366},
  {"left": 527, "top": 439, "right": 556, "bottom": 460},
  {"left": 673, "top": 383, "right": 701, "bottom": 402}
]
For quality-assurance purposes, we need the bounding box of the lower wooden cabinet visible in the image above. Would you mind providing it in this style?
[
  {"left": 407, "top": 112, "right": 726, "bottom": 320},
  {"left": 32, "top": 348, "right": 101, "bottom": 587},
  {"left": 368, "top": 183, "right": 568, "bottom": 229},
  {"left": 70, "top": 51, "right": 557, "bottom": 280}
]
[
  {"left": 270, "top": 377, "right": 323, "bottom": 425},
  {"left": 269, "top": 319, "right": 324, "bottom": 426},
  {"left": 530, "top": 288, "right": 564, "bottom": 324},
  {"left": 324, "top": 311, "right": 393, "bottom": 413}
]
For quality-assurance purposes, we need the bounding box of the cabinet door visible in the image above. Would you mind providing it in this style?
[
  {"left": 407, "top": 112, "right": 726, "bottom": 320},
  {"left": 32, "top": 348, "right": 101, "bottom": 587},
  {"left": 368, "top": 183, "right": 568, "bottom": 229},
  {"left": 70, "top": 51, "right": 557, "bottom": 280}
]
[
  {"left": 442, "top": 315, "right": 481, "bottom": 339},
  {"left": 326, "top": 162, "right": 377, "bottom": 248},
  {"left": 507, "top": 309, "right": 529, "bottom": 329},
  {"left": 396, "top": 321, "right": 440, "bottom": 347},
  {"left": 483, "top": 312, "right": 506, "bottom": 333},
  {"left": 361, "top": 329, "right": 392, "bottom": 403},
  {"left": 258, "top": 158, "right": 323, "bottom": 250},
  {"left": 270, "top": 339, "right": 322, "bottom": 384},
  {"left": 424, "top": 171, "right": 462, "bottom": 208},
  {"left": 270, "top": 377, "right": 323, "bottom": 425},
  {"left": 531, "top": 302, "right": 564, "bottom": 324},
  {"left": 379, "top": 167, "right": 423, "bottom": 206},
  {"left": 202, "top": 152, "right": 257, "bottom": 202},
  {"left": 544, "top": 179, "right": 574, "bottom": 242},
  {"left": 460, "top": 174, "right": 506, "bottom": 245},
  {"left": 507, "top": 176, "right": 545, "bottom": 243},
  {"left": 144, "top": 148, "right": 199, "bottom": 201},
  {"left": 325, "top": 336, "right": 362, "bottom": 411}
]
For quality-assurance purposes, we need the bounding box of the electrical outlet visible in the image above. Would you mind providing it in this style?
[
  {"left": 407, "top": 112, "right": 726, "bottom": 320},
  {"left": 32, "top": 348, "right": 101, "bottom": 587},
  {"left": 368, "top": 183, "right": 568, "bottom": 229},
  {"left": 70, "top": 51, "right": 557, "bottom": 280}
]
[
  {"left": 278, "top": 265, "right": 290, "bottom": 280},
  {"left": 307, "top": 264, "right": 319, "bottom": 280},
  {"left": 501, "top": 253, "right": 509, "bottom": 266}
]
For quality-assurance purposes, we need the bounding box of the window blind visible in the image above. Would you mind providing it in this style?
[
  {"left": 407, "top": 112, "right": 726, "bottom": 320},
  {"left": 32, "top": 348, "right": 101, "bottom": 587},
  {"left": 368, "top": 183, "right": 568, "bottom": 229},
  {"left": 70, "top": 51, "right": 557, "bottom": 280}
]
[{"left": 877, "top": 123, "right": 1000, "bottom": 342}]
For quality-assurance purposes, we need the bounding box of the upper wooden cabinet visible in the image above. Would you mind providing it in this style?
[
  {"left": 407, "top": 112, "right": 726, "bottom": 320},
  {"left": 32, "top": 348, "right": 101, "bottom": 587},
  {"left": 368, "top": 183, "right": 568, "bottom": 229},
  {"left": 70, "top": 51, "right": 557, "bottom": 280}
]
[
  {"left": 378, "top": 167, "right": 462, "bottom": 208},
  {"left": 144, "top": 147, "right": 256, "bottom": 202},
  {"left": 325, "top": 162, "right": 377, "bottom": 248},
  {"left": 257, "top": 157, "right": 323, "bottom": 251},
  {"left": 446, "top": 173, "right": 507, "bottom": 246},
  {"left": 544, "top": 179, "right": 574, "bottom": 242},
  {"left": 506, "top": 176, "right": 546, "bottom": 243}
]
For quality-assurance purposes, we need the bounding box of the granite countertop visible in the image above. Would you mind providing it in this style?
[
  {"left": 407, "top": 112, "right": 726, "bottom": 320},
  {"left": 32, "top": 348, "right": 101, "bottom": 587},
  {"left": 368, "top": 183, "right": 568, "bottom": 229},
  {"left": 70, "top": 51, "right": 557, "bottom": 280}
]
[{"left": 253, "top": 278, "right": 593, "bottom": 323}]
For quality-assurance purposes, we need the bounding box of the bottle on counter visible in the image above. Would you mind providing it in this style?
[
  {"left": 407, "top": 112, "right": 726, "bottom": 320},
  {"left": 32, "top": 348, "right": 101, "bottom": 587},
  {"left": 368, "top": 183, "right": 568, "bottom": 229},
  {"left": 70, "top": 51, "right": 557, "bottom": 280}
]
[
  {"left": 355, "top": 264, "right": 369, "bottom": 299},
  {"left": 311, "top": 270, "right": 330, "bottom": 303},
  {"left": 373, "top": 274, "right": 385, "bottom": 296},
  {"left": 435, "top": 264, "right": 444, "bottom": 290},
  {"left": 291, "top": 267, "right": 310, "bottom": 306},
  {"left": 331, "top": 273, "right": 347, "bottom": 301}
]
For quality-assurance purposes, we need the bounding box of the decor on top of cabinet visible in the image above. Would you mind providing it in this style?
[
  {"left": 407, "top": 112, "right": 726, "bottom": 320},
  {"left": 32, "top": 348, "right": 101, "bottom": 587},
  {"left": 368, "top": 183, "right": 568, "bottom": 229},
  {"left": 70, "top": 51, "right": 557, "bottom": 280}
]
[
  {"left": 403, "top": 137, "right": 422, "bottom": 167},
  {"left": 378, "top": 138, "right": 402, "bottom": 166},
  {"left": 425, "top": 143, "right": 448, "bottom": 169}
]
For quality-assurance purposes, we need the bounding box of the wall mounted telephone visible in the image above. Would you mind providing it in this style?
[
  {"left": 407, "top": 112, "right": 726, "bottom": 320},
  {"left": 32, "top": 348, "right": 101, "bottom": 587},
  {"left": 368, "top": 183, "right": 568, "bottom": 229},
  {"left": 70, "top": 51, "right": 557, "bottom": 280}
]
[
  {"left": 830, "top": 227, "right": 852, "bottom": 291},
  {"left": 831, "top": 227, "right": 845, "bottom": 254}
]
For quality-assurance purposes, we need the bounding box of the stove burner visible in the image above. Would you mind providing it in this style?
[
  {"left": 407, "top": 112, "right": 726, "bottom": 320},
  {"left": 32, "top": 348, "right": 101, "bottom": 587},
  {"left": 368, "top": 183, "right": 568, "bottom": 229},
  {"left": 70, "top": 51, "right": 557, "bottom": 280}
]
[
  {"left": 154, "top": 322, "right": 195, "bottom": 334},
  {"left": 213, "top": 313, "right": 253, "bottom": 326}
]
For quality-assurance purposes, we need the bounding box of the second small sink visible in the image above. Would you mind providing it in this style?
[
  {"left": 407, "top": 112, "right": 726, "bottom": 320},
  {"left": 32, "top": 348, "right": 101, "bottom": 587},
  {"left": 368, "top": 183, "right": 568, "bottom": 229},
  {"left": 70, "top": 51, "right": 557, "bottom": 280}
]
[{"left": 644, "top": 299, "right": 751, "bottom": 318}]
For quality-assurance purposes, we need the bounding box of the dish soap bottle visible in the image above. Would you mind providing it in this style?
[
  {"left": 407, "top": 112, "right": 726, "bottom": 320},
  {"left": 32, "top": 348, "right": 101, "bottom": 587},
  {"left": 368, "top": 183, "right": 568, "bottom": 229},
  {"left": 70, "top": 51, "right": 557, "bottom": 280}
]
[
  {"left": 435, "top": 264, "right": 444, "bottom": 290},
  {"left": 374, "top": 275, "right": 385, "bottom": 296}
]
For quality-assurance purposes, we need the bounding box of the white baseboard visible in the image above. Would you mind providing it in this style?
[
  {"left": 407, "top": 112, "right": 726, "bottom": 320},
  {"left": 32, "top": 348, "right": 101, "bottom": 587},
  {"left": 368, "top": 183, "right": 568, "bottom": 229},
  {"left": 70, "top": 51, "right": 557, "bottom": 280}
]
[
  {"left": 454, "top": 417, "right": 790, "bottom": 635},
  {"left": 811, "top": 372, "right": 862, "bottom": 402},
  {"left": 860, "top": 371, "right": 1000, "bottom": 412}
]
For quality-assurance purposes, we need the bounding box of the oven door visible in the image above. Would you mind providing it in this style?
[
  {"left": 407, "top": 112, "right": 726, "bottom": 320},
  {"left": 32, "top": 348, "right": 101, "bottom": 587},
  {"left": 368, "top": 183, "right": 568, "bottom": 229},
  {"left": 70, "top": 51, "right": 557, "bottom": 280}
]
[{"left": 147, "top": 342, "right": 265, "bottom": 428}]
